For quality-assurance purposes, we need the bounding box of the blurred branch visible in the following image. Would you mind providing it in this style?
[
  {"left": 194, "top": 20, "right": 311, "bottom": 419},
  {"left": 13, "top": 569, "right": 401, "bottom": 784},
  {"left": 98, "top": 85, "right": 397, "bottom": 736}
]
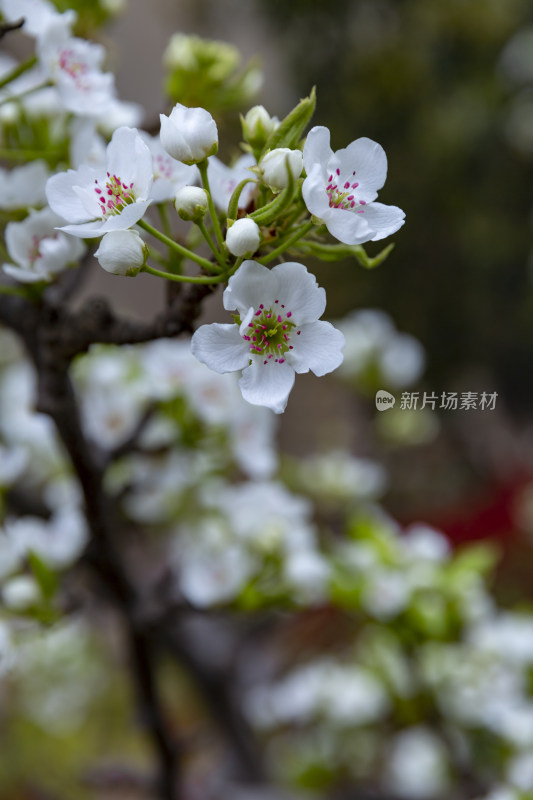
[
  {"left": 0, "top": 18, "right": 24, "bottom": 39},
  {"left": 0, "top": 289, "right": 183, "bottom": 800}
]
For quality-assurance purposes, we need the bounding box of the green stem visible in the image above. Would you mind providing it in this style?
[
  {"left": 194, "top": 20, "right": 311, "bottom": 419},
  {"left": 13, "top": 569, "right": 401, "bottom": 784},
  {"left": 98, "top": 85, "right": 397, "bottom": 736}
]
[
  {"left": 147, "top": 246, "right": 171, "bottom": 268},
  {"left": 198, "top": 160, "right": 225, "bottom": 250},
  {"left": 143, "top": 265, "right": 226, "bottom": 285},
  {"left": 196, "top": 219, "right": 227, "bottom": 269},
  {"left": 157, "top": 203, "right": 172, "bottom": 238},
  {"left": 258, "top": 221, "right": 315, "bottom": 265},
  {"left": 138, "top": 219, "right": 217, "bottom": 273},
  {"left": 0, "top": 81, "right": 53, "bottom": 108},
  {"left": 0, "top": 284, "right": 32, "bottom": 298},
  {"left": 0, "top": 148, "right": 63, "bottom": 161},
  {"left": 0, "top": 56, "right": 37, "bottom": 91},
  {"left": 226, "top": 256, "right": 244, "bottom": 278}
]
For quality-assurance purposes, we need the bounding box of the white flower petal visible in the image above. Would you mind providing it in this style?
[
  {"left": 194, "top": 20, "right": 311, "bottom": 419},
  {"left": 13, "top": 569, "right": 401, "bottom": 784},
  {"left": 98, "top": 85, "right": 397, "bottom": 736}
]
[
  {"left": 99, "top": 199, "right": 152, "bottom": 233},
  {"left": 336, "top": 137, "right": 388, "bottom": 194},
  {"left": 223, "top": 260, "right": 277, "bottom": 314},
  {"left": 46, "top": 165, "right": 98, "bottom": 222},
  {"left": 302, "top": 163, "right": 332, "bottom": 218},
  {"left": 271, "top": 261, "right": 326, "bottom": 324},
  {"left": 58, "top": 221, "right": 109, "bottom": 238},
  {"left": 287, "top": 320, "right": 345, "bottom": 376},
  {"left": 191, "top": 323, "right": 250, "bottom": 374},
  {"left": 361, "top": 202, "right": 406, "bottom": 241},
  {"left": 106, "top": 127, "right": 153, "bottom": 198},
  {"left": 3, "top": 263, "right": 47, "bottom": 283},
  {"left": 239, "top": 359, "right": 295, "bottom": 414},
  {"left": 303, "top": 126, "right": 332, "bottom": 174},
  {"left": 208, "top": 153, "right": 256, "bottom": 212},
  {"left": 325, "top": 205, "right": 375, "bottom": 245}
]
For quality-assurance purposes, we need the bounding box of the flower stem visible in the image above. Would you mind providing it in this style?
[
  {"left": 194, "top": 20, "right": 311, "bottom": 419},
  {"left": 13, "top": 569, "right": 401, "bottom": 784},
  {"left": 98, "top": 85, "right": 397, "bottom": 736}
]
[
  {"left": 143, "top": 265, "right": 226, "bottom": 285},
  {"left": 0, "top": 81, "right": 53, "bottom": 107},
  {"left": 258, "top": 220, "right": 315, "bottom": 264},
  {"left": 138, "top": 219, "right": 217, "bottom": 273},
  {"left": 157, "top": 203, "right": 172, "bottom": 238},
  {"left": 226, "top": 256, "right": 244, "bottom": 278},
  {"left": 0, "top": 284, "right": 33, "bottom": 298},
  {"left": 0, "top": 147, "right": 63, "bottom": 161},
  {"left": 0, "top": 56, "right": 37, "bottom": 90},
  {"left": 196, "top": 219, "right": 228, "bottom": 269},
  {"left": 198, "top": 159, "right": 225, "bottom": 251}
]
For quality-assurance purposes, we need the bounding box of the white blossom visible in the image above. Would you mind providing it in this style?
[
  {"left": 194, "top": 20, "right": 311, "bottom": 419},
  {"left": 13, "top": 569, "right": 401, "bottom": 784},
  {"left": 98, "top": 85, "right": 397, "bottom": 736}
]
[
  {"left": 3, "top": 207, "right": 85, "bottom": 283},
  {"left": 191, "top": 260, "right": 345, "bottom": 413},
  {"left": 207, "top": 153, "right": 256, "bottom": 212},
  {"left": 141, "top": 132, "right": 198, "bottom": 202},
  {"left": 0, "top": 161, "right": 50, "bottom": 210},
  {"left": 37, "top": 20, "right": 116, "bottom": 115},
  {"left": 303, "top": 126, "right": 405, "bottom": 244},
  {"left": 46, "top": 126, "right": 153, "bottom": 238}
]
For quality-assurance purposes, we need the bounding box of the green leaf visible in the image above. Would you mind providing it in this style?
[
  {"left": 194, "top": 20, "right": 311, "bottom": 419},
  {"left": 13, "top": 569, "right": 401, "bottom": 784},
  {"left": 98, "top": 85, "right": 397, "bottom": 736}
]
[
  {"left": 260, "top": 86, "right": 316, "bottom": 157},
  {"left": 28, "top": 551, "right": 58, "bottom": 601}
]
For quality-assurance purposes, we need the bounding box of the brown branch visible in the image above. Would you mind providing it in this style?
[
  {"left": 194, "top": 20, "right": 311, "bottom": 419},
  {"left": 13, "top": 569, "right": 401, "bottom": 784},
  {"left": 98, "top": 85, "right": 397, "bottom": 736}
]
[
  {"left": 0, "top": 289, "right": 183, "bottom": 800},
  {"left": 0, "top": 18, "right": 24, "bottom": 39}
]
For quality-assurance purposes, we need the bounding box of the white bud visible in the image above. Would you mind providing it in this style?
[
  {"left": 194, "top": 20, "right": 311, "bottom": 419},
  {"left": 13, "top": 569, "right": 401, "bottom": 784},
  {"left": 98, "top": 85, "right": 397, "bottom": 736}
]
[
  {"left": 95, "top": 230, "right": 147, "bottom": 276},
  {"left": 160, "top": 103, "right": 218, "bottom": 165},
  {"left": 2, "top": 575, "right": 41, "bottom": 610},
  {"left": 0, "top": 101, "right": 19, "bottom": 125},
  {"left": 174, "top": 186, "right": 208, "bottom": 221},
  {"left": 242, "top": 105, "right": 278, "bottom": 148},
  {"left": 258, "top": 147, "right": 303, "bottom": 191},
  {"left": 226, "top": 218, "right": 261, "bottom": 257}
]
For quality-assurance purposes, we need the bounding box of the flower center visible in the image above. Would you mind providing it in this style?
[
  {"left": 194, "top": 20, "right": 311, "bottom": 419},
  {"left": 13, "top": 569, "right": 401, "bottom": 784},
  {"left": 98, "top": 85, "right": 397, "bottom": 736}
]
[
  {"left": 326, "top": 168, "right": 366, "bottom": 215},
  {"left": 27, "top": 232, "right": 57, "bottom": 265},
  {"left": 94, "top": 173, "right": 136, "bottom": 218},
  {"left": 58, "top": 48, "right": 89, "bottom": 85},
  {"left": 241, "top": 301, "right": 299, "bottom": 365},
  {"left": 154, "top": 152, "right": 174, "bottom": 181}
]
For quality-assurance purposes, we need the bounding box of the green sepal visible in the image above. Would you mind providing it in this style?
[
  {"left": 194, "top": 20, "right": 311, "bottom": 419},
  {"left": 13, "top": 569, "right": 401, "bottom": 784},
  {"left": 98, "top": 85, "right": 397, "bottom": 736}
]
[
  {"left": 249, "top": 163, "right": 297, "bottom": 227},
  {"left": 260, "top": 86, "right": 316, "bottom": 158},
  {"left": 296, "top": 240, "right": 395, "bottom": 269}
]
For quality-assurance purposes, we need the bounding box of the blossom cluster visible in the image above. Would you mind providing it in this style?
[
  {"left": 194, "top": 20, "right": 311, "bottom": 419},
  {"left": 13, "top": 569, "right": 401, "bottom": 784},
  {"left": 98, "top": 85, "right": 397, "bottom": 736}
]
[
  {"left": 1, "top": 5, "right": 528, "bottom": 799},
  {"left": 0, "top": 0, "right": 409, "bottom": 414}
]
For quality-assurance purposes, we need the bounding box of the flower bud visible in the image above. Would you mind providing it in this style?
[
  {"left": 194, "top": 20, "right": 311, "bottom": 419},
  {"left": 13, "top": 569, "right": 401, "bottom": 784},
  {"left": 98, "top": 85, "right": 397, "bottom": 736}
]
[
  {"left": 174, "top": 186, "right": 208, "bottom": 221},
  {"left": 242, "top": 105, "right": 278, "bottom": 149},
  {"left": 160, "top": 103, "right": 218, "bottom": 165},
  {"left": 226, "top": 218, "right": 261, "bottom": 257},
  {"left": 2, "top": 576, "right": 41, "bottom": 611},
  {"left": 95, "top": 230, "right": 147, "bottom": 276},
  {"left": 258, "top": 147, "right": 303, "bottom": 191}
]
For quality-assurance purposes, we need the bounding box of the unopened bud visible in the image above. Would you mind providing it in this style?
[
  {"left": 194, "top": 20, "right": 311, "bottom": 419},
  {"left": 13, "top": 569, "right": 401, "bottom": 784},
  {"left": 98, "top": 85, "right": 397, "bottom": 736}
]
[
  {"left": 2, "top": 576, "right": 41, "bottom": 611},
  {"left": 95, "top": 229, "right": 147, "bottom": 276},
  {"left": 258, "top": 147, "right": 303, "bottom": 191},
  {"left": 174, "top": 186, "right": 208, "bottom": 221},
  {"left": 242, "top": 105, "right": 278, "bottom": 150},
  {"left": 226, "top": 218, "right": 261, "bottom": 257},
  {"left": 160, "top": 103, "right": 218, "bottom": 165}
]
